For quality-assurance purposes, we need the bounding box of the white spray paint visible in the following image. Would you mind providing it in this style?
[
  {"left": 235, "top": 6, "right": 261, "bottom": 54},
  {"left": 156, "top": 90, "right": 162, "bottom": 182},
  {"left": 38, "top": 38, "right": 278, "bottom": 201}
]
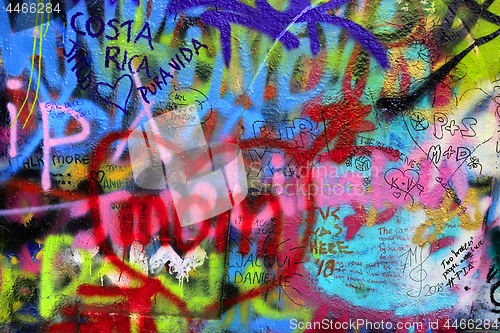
[{"left": 149, "top": 244, "right": 207, "bottom": 286}]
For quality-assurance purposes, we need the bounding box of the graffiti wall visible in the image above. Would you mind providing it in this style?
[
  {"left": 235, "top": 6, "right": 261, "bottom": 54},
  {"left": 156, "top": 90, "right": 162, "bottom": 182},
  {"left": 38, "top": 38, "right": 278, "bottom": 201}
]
[{"left": 1, "top": 0, "right": 500, "bottom": 331}]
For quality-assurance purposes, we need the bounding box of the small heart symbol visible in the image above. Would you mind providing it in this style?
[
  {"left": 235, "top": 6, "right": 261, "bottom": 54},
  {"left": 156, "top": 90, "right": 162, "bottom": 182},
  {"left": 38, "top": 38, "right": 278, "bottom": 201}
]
[
  {"left": 96, "top": 74, "right": 133, "bottom": 114},
  {"left": 393, "top": 192, "right": 401, "bottom": 198},
  {"left": 91, "top": 171, "right": 105, "bottom": 183}
]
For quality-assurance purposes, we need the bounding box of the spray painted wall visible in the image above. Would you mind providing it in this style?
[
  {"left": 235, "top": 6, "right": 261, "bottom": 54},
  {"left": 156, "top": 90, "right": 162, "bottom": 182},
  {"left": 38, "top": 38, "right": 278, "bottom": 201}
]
[{"left": 1, "top": 0, "right": 500, "bottom": 331}]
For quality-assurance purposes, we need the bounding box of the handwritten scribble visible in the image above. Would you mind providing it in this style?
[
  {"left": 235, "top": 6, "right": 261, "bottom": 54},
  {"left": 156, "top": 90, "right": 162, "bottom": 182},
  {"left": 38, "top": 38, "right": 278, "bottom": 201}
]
[{"left": 384, "top": 168, "right": 424, "bottom": 204}]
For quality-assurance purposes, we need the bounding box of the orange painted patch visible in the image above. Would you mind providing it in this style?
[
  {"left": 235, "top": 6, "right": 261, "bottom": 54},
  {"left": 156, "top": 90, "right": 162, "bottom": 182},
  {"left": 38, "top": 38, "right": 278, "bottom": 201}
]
[
  {"left": 220, "top": 80, "right": 226, "bottom": 96},
  {"left": 235, "top": 93, "right": 252, "bottom": 108},
  {"left": 264, "top": 85, "right": 276, "bottom": 100},
  {"left": 64, "top": 117, "right": 83, "bottom": 136}
]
